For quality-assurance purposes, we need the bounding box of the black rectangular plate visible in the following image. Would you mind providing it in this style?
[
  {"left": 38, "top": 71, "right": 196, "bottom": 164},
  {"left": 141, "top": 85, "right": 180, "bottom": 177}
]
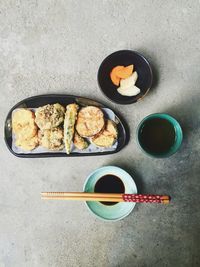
[{"left": 4, "top": 94, "right": 129, "bottom": 158}]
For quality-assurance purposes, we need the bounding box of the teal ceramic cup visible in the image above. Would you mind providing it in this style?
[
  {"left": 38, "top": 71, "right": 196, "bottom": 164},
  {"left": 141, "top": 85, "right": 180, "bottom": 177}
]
[
  {"left": 83, "top": 166, "right": 137, "bottom": 221},
  {"left": 137, "top": 113, "right": 183, "bottom": 158}
]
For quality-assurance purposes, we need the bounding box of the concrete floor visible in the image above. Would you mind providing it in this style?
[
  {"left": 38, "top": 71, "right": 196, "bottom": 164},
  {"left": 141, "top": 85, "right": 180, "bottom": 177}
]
[{"left": 0, "top": 1, "right": 200, "bottom": 266}]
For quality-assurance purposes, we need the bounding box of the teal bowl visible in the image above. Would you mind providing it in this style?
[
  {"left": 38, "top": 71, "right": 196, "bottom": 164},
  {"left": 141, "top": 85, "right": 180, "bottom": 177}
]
[
  {"left": 137, "top": 113, "right": 183, "bottom": 158},
  {"left": 83, "top": 166, "right": 137, "bottom": 221}
]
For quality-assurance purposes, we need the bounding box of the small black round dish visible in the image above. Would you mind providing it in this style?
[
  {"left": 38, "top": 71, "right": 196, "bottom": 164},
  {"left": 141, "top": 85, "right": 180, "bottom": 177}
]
[{"left": 97, "top": 50, "right": 153, "bottom": 105}]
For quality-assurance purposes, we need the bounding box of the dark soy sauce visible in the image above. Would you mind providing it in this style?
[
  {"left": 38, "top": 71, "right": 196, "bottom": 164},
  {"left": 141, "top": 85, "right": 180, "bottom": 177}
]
[
  {"left": 140, "top": 118, "right": 175, "bottom": 154},
  {"left": 94, "top": 174, "right": 125, "bottom": 205}
]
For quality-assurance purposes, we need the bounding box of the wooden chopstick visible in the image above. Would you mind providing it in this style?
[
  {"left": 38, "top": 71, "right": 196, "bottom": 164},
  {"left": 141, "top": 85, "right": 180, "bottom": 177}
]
[
  {"left": 42, "top": 196, "right": 123, "bottom": 202},
  {"left": 41, "top": 192, "right": 170, "bottom": 204},
  {"left": 41, "top": 192, "right": 124, "bottom": 198},
  {"left": 41, "top": 192, "right": 123, "bottom": 202}
]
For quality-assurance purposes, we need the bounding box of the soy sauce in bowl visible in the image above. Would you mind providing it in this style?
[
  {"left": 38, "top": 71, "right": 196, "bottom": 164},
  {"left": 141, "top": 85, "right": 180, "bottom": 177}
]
[{"left": 94, "top": 174, "right": 125, "bottom": 205}]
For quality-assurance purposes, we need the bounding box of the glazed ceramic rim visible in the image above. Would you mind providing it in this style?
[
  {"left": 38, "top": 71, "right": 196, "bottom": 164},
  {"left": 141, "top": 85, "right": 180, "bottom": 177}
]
[
  {"left": 83, "top": 166, "right": 137, "bottom": 222},
  {"left": 136, "top": 113, "right": 183, "bottom": 158},
  {"left": 97, "top": 50, "right": 153, "bottom": 105}
]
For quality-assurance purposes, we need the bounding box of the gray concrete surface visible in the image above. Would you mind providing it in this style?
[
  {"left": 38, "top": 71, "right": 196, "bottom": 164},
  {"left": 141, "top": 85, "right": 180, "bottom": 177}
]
[{"left": 0, "top": 1, "right": 200, "bottom": 266}]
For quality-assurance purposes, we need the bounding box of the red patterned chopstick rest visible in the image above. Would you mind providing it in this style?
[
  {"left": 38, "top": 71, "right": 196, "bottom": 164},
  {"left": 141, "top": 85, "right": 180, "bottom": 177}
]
[{"left": 122, "top": 194, "right": 165, "bottom": 203}]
